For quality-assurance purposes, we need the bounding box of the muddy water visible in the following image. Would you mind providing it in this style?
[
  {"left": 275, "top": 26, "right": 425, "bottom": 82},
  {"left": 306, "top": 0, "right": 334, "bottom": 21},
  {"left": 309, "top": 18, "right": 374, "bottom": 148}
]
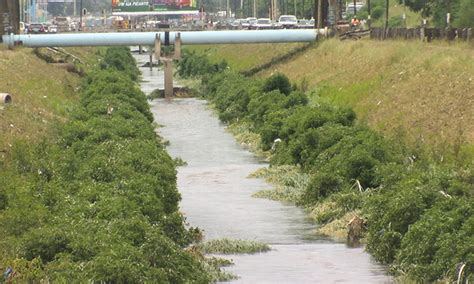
[{"left": 134, "top": 52, "right": 392, "bottom": 283}]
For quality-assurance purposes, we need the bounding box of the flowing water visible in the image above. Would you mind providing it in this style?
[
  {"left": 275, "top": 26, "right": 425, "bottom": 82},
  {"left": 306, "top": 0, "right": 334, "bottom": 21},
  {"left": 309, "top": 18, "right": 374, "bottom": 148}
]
[{"left": 134, "top": 52, "right": 392, "bottom": 283}]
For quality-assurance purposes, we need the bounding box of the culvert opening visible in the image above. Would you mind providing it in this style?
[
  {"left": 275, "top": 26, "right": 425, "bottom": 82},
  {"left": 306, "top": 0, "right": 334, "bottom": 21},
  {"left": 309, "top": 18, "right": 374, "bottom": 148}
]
[{"left": 0, "top": 93, "right": 12, "bottom": 105}]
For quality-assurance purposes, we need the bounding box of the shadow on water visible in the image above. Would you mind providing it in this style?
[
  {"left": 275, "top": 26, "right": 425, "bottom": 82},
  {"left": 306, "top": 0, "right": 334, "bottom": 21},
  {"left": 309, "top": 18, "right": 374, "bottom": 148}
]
[{"left": 133, "top": 52, "right": 392, "bottom": 283}]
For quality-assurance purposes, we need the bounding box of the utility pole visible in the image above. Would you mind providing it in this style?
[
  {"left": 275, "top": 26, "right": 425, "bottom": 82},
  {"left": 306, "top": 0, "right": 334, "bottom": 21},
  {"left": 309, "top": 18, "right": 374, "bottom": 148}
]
[
  {"left": 402, "top": 0, "right": 406, "bottom": 27},
  {"left": 353, "top": 0, "right": 356, "bottom": 15},
  {"left": 302, "top": 0, "right": 304, "bottom": 19},
  {"left": 80, "top": 0, "right": 83, "bottom": 30},
  {"left": 446, "top": 0, "right": 451, "bottom": 28},
  {"left": 270, "top": 0, "right": 273, "bottom": 19},
  {"left": 367, "top": 0, "right": 371, "bottom": 28},
  {"left": 73, "top": 0, "right": 76, "bottom": 17},
  {"left": 31, "top": 0, "right": 36, "bottom": 22},
  {"left": 240, "top": 0, "right": 243, "bottom": 18},
  {"left": 316, "top": 0, "right": 322, "bottom": 28},
  {"left": 294, "top": 0, "right": 296, "bottom": 16},
  {"left": 253, "top": 0, "right": 256, "bottom": 17},
  {"left": 226, "top": 0, "right": 230, "bottom": 18},
  {"left": 384, "top": 0, "right": 389, "bottom": 38}
]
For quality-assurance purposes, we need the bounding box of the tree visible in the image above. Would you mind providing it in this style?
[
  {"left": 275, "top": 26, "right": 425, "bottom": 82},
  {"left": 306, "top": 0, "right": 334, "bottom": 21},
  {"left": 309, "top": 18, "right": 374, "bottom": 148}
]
[
  {"left": 400, "top": 0, "right": 472, "bottom": 27},
  {"left": 454, "top": 0, "right": 474, "bottom": 27}
]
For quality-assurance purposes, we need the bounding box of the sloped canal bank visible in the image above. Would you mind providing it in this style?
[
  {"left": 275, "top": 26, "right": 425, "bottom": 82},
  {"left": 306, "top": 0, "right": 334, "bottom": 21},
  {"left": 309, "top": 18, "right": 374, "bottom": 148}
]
[{"left": 134, "top": 53, "right": 392, "bottom": 283}]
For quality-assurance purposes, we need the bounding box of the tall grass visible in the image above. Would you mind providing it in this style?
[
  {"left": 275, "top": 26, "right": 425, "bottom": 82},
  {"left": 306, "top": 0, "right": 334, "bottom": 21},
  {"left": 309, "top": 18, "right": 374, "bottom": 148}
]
[
  {"left": 198, "top": 238, "right": 271, "bottom": 254},
  {"left": 250, "top": 166, "right": 309, "bottom": 203}
]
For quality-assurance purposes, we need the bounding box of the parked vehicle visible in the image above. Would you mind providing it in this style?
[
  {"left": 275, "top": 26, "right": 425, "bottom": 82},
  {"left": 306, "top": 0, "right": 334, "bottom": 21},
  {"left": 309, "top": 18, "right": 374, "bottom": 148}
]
[
  {"left": 29, "top": 23, "right": 46, "bottom": 34},
  {"left": 54, "top": 17, "right": 71, "bottom": 32},
  {"left": 253, "top": 18, "right": 273, "bottom": 29},
  {"left": 246, "top": 17, "right": 257, "bottom": 29},
  {"left": 237, "top": 17, "right": 258, "bottom": 29},
  {"left": 48, "top": 25, "right": 58, "bottom": 33},
  {"left": 278, "top": 15, "right": 297, "bottom": 28},
  {"left": 240, "top": 19, "right": 250, "bottom": 29},
  {"left": 345, "top": 2, "right": 365, "bottom": 16},
  {"left": 230, "top": 19, "right": 240, "bottom": 29},
  {"left": 297, "top": 19, "right": 315, "bottom": 28}
]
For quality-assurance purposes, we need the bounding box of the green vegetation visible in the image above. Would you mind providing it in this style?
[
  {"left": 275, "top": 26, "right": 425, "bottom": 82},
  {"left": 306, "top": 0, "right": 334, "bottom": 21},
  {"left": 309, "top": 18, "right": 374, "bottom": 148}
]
[
  {"left": 199, "top": 238, "right": 271, "bottom": 254},
  {"left": 401, "top": 0, "right": 474, "bottom": 27},
  {"left": 177, "top": 49, "right": 228, "bottom": 78},
  {"left": 354, "top": 0, "right": 422, "bottom": 28},
  {"left": 188, "top": 41, "right": 474, "bottom": 161},
  {"left": 183, "top": 43, "right": 305, "bottom": 72},
  {"left": 0, "top": 47, "right": 215, "bottom": 282},
  {"left": 250, "top": 166, "right": 309, "bottom": 203},
  {"left": 180, "top": 51, "right": 473, "bottom": 282}
]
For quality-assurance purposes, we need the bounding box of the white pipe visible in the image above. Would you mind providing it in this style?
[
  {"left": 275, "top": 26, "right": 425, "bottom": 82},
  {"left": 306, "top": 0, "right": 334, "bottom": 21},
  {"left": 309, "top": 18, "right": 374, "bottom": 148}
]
[
  {"left": 0, "top": 93, "right": 12, "bottom": 105},
  {"left": 2, "top": 30, "right": 321, "bottom": 48}
]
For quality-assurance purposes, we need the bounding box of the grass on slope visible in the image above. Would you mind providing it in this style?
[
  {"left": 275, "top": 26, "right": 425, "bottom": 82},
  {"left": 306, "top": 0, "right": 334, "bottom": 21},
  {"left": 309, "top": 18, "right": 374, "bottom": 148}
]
[
  {"left": 0, "top": 46, "right": 100, "bottom": 161},
  {"left": 257, "top": 39, "right": 474, "bottom": 161},
  {"left": 184, "top": 43, "right": 305, "bottom": 72},
  {"left": 188, "top": 39, "right": 473, "bottom": 161}
]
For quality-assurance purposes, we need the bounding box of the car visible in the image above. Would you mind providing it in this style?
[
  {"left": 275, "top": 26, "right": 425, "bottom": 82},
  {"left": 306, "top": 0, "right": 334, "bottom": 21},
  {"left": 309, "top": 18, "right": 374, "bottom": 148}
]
[
  {"left": 298, "top": 19, "right": 314, "bottom": 29},
  {"left": 278, "top": 15, "right": 297, "bottom": 29},
  {"left": 29, "top": 23, "right": 46, "bottom": 34},
  {"left": 230, "top": 19, "right": 241, "bottom": 29},
  {"left": 253, "top": 18, "right": 273, "bottom": 29},
  {"left": 48, "top": 25, "right": 58, "bottom": 33},
  {"left": 247, "top": 17, "right": 257, "bottom": 26},
  {"left": 240, "top": 19, "right": 250, "bottom": 29},
  {"left": 242, "top": 17, "right": 256, "bottom": 29}
]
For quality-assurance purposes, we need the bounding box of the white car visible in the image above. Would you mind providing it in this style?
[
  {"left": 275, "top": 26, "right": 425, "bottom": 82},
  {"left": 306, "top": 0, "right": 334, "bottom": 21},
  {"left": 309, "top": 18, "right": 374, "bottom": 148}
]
[
  {"left": 231, "top": 20, "right": 240, "bottom": 29},
  {"left": 247, "top": 17, "right": 257, "bottom": 27},
  {"left": 240, "top": 19, "right": 250, "bottom": 29},
  {"left": 48, "top": 25, "right": 58, "bottom": 33},
  {"left": 278, "top": 15, "right": 297, "bottom": 29},
  {"left": 253, "top": 18, "right": 273, "bottom": 29},
  {"left": 297, "top": 19, "right": 314, "bottom": 29}
]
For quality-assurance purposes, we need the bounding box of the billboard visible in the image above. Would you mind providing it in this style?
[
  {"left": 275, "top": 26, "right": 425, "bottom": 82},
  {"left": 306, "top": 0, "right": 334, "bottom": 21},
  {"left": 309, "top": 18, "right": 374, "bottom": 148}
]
[{"left": 112, "top": 0, "right": 197, "bottom": 14}]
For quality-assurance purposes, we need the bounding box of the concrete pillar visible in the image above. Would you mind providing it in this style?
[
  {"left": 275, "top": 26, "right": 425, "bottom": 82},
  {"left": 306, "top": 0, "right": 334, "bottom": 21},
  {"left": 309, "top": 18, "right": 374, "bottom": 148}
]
[
  {"left": 149, "top": 53, "right": 153, "bottom": 70},
  {"left": 164, "top": 59, "right": 173, "bottom": 99},
  {"left": 174, "top": 32, "right": 181, "bottom": 60},
  {"left": 0, "top": 0, "right": 20, "bottom": 36},
  {"left": 138, "top": 45, "right": 143, "bottom": 54},
  {"left": 154, "top": 33, "right": 161, "bottom": 63}
]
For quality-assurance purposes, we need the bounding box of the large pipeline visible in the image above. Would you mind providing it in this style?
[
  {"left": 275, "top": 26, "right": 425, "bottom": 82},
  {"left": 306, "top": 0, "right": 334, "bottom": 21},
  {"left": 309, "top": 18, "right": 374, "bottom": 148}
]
[{"left": 2, "top": 29, "right": 321, "bottom": 48}]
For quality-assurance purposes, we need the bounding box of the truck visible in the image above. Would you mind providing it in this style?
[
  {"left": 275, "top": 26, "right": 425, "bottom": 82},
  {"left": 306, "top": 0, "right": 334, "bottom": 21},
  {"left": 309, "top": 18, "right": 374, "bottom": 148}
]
[{"left": 54, "top": 16, "right": 71, "bottom": 32}]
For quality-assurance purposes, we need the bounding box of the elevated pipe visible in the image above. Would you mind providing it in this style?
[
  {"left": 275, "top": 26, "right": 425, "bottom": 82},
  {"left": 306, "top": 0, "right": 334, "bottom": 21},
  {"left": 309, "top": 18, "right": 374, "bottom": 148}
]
[{"left": 2, "top": 29, "right": 321, "bottom": 48}]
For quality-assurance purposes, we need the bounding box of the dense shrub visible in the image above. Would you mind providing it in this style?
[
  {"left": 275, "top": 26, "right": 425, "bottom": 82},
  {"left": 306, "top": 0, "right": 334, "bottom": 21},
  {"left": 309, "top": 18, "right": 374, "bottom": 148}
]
[
  {"left": 177, "top": 50, "right": 228, "bottom": 78},
  {"left": 262, "top": 73, "right": 292, "bottom": 96},
  {"left": 174, "top": 56, "right": 473, "bottom": 282},
  {"left": 0, "top": 47, "right": 211, "bottom": 282},
  {"left": 364, "top": 165, "right": 472, "bottom": 269},
  {"left": 395, "top": 197, "right": 473, "bottom": 281},
  {"left": 100, "top": 47, "right": 140, "bottom": 81}
]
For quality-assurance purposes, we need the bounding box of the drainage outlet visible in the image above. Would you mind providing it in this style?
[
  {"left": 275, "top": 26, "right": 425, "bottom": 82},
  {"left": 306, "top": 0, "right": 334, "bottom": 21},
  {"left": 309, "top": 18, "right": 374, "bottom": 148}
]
[{"left": 0, "top": 93, "right": 12, "bottom": 105}]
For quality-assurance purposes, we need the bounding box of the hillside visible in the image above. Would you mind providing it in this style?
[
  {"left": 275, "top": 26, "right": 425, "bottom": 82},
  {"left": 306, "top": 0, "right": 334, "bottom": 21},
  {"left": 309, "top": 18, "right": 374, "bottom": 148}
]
[
  {"left": 0, "top": 46, "right": 99, "bottom": 160},
  {"left": 186, "top": 40, "right": 474, "bottom": 161}
]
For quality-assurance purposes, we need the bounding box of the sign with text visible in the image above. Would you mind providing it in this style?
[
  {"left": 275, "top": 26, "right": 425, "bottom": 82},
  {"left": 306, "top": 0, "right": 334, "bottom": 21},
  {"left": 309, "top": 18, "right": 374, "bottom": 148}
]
[{"left": 112, "top": 0, "right": 197, "bottom": 13}]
